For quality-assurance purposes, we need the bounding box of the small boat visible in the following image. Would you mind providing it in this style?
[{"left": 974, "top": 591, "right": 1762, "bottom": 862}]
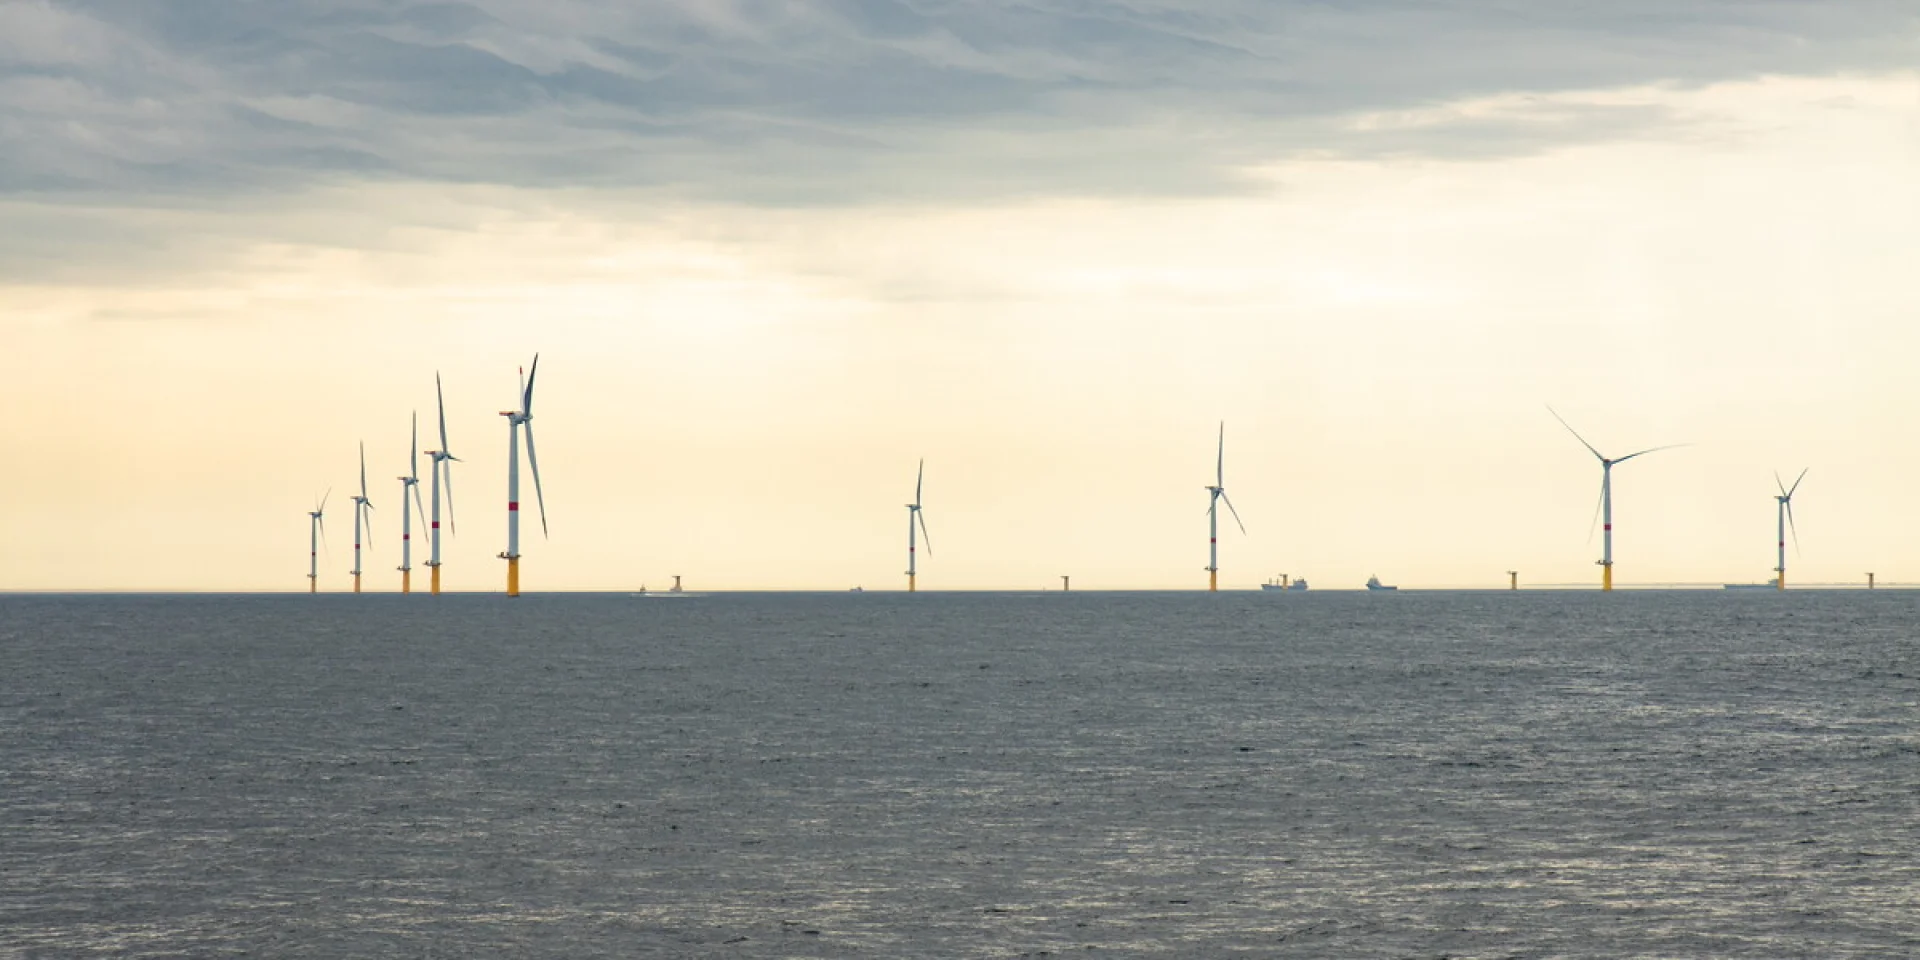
[
  {"left": 1261, "top": 575, "right": 1308, "bottom": 592},
  {"left": 1365, "top": 575, "right": 1398, "bottom": 591},
  {"left": 849, "top": 586, "right": 865, "bottom": 593},
  {"left": 1723, "top": 580, "right": 1779, "bottom": 591}
]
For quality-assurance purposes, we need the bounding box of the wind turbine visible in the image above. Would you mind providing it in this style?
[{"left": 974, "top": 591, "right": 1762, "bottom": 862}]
[
  {"left": 1549, "top": 406, "right": 1682, "bottom": 592},
  {"left": 1204, "top": 422, "right": 1246, "bottom": 592},
  {"left": 906, "top": 459, "right": 931, "bottom": 592},
  {"left": 306, "top": 490, "right": 328, "bottom": 593},
  {"left": 349, "top": 443, "right": 375, "bottom": 594},
  {"left": 1772, "top": 469, "right": 1808, "bottom": 590},
  {"left": 498, "top": 355, "right": 548, "bottom": 597},
  {"left": 396, "top": 412, "right": 428, "bottom": 593},
  {"left": 423, "top": 373, "right": 460, "bottom": 596}
]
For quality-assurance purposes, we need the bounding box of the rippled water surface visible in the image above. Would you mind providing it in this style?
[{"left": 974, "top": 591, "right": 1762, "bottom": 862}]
[{"left": 3, "top": 591, "right": 1917, "bottom": 957}]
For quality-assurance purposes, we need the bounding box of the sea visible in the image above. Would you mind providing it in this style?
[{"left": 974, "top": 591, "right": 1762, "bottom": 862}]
[{"left": 2, "top": 590, "right": 1915, "bottom": 958}]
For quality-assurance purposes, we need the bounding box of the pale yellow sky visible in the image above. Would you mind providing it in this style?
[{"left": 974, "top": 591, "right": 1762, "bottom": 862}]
[{"left": 4, "top": 73, "right": 1919, "bottom": 591}]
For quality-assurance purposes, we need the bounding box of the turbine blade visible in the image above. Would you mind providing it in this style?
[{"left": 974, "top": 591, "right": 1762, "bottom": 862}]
[
  {"left": 1615, "top": 443, "right": 1687, "bottom": 463},
  {"left": 1585, "top": 477, "right": 1604, "bottom": 545},
  {"left": 1216, "top": 421, "right": 1225, "bottom": 487},
  {"left": 1787, "top": 467, "right": 1808, "bottom": 499},
  {"left": 319, "top": 487, "right": 330, "bottom": 515},
  {"left": 362, "top": 503, "right": 374, "bottom": 553},
  {"left": 359, "top": 442, "right": 368, "bottom": 501},
  {"left": 443, "top": 460, "right": 457, "bottom": 536},
  {"left": 436, "top": 372, "right": 450, "bottom": 456},
  {"left": 525, "top": 422, "right": 549, "bottom": 538},
  {"left": 1787, "top": 500, "right": 1802, "bottom": 556},
  {"left": 1221, "top": 491, "right": 1247, "bottom": 535},
  {"left": 915, "top": 458, "right": 924, "bottom": 505},
  {"left": 1546, "top": 405, "right": 1605, "bottom": 461},
  {"left": 410, "top": 411, "right": 419, "bottom": 480},
  {"left": 522, "top": 353, "right": 539, "bottom": 418},
  {"left": 917, "top": 509, "right": 932, "bottom": 556},
  {"left": 411, "top": 481, "right": 428, "bottom": 534}
]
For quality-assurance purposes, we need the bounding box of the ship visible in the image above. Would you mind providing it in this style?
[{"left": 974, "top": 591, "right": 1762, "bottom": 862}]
[
  {"left": 1723, "top": 579, "right": 1780, "bottom": 591},
  {"left": 1365, "top": 575, "right": 1398, "bottom": 591},
  {"left": 636, "top": 575, "right": 697, "bottom": 598},
  {"left": 1261, "top": 575, "right": 1308, "bottom": 592}
]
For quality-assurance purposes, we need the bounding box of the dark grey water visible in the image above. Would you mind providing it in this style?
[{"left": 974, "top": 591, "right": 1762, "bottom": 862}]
[{"left": 2, "top": 591, "right": 1916, "bottom": 958}]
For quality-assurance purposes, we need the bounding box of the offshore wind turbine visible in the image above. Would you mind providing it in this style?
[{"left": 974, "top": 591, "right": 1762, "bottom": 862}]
[
  {"left": 1772, "top": 469, "right": 1808, "bottom": 590},
  {"left": 1549, "top": 406, "right": 1682, "bottom": 592},
  {"left": 906, "top": 459, "right": 931, "bottom": 592},
  {"left": 423, "top": 374, "right": 460, "bottom": 596},
  {"left": 498, "top": 355, "right": 548, "bottom": 598},
  {"left": 396, "top": 413, "right": 428, "bottom": 593},
  {"left": 306, "top": 490, "right": 328, "bottom": 593},
  {"left": 349, "top": 443, "right": 375, "bottom": 594},
  {"left": 1204, "top": 422, "right": 1246, "bottom": 592}
]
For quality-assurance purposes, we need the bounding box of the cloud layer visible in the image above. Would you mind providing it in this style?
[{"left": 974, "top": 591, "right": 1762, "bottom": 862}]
[{"left": 3, "top": 1, "right": 1915, "bottom": 202}]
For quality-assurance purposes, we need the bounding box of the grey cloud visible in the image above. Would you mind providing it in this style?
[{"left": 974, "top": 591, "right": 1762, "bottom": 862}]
[{"left": 0, "top": 0, "right": 1915, "bottom": 205}]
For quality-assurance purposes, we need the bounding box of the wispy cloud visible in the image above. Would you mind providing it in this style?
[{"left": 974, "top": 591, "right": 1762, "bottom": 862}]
[{"left": 3, "top": 1, "right": 1913, "bottom": 202}]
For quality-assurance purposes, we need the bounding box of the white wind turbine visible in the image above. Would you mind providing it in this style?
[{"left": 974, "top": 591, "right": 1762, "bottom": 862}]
[
  {"left": 306, "top": 490, "right": 328, "bottom": 594},
  {"left": 1772, "top": 469, "right": 1808, "bottom": 590},
  {"left": 906, "top": 459, "right": 931, "bottom": 592},
  {"left": 423, "top": 373, "right": 460, "bottom": 596},
  {"left": 1549, "top": 406, "right": 1683, "bottom": 592},
  {"left": 1204, "top": 422, "right": 1246, "bottom": 592},
  {"left": 396, "top": 412, "right": 428, "bottom": 593},
  {"left": 498, "top": 355, "right": 548, "bottom": 597},
  {"left": 349, "top": 443, "right": 375, "bottom": 594}
]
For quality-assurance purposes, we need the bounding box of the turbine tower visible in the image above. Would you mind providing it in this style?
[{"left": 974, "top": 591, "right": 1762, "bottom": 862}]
[
  {"left": 1204, "top": 422, "right": 1246, "bottom": 592},
  {"left": 423, "top": 374, "right": 460, "bottom": 596},
  {"left": 349, "top": 443, "right": 375, "bottom": 594},
  {"left": 306, "top": 491, "right": 328, "bottom": 593},
  {"left": 396, "top": 413, "right": 428, "bottom": 593},
  {"left": 498, "top": 355, "right": 548, "bottom": 597},
  {"left": 1773, "top": 469, "right": 1807, "bottom": 590},
  {"left": 906, "top": 459, "right": 931, "bottom": 592},
  {"left": 1549, "top": 406, "right": 1681, "bottom": 592}
]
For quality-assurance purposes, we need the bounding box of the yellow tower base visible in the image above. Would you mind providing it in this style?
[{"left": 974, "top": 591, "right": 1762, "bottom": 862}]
[
  {"left": 1602, "top": 563, "right": 1613, "bottom": 592},
  {"left": 402, "top": 570, "right": 411, "bottom": 594},
  {"left": 353, "top": 573, "right": 361, "bottom": 594},
  {"left": 507, "top": 557, "right": 520, "bottom": 597},
  {"left": 1777, "top": 572, "right": 1786, "bottom": 591},
  {"left": 908, "top": 573, "right": 916, "bottom": 593},
  {"left": 430, "top": 565, "right": 441, "bottom": 596},
  {"left": 1209, "top": 570, "right": 1218, "bottom": 592}
]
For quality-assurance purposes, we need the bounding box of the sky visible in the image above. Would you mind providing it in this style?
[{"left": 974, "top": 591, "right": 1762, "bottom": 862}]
[{"left": 3, "top": 0, "right": 1918, "bottom": 591}]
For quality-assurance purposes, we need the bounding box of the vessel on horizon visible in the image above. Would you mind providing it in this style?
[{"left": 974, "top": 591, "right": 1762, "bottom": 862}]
[
  {"left": 1366, "top": 575, "right": 1399, "bottom": 591},
  {"left": 1261, "top": 575, "right": 1308, "bottom": 592},
  {"left": 636, "top": 574, "right": 697, "bottom": 598}
]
